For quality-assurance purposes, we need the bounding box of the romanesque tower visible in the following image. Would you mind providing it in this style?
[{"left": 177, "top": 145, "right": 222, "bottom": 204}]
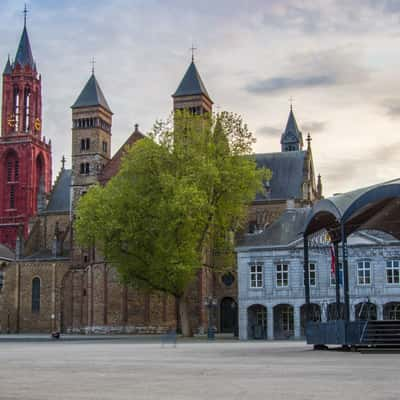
[
  {"left": 70, "top": 72, "right": 112, "bottom": 210},
  {"left": 172, "top": 57, "right": 213, "bottom": 114},
  {"left": 0, "top": 16, "right": 52, "bottom": 249},
  {"left": 172, "top": 57, "right": 214, "bottom": 332}
]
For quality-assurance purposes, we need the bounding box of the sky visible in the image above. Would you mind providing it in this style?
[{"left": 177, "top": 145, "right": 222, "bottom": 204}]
[{"left": 1, "top": 0, "right": 400, "bottom": 197}]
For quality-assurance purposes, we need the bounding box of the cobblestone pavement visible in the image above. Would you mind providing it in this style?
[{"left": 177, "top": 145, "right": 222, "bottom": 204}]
[{"left": 0, "top": 339, "right": 399, "bottom": 400}]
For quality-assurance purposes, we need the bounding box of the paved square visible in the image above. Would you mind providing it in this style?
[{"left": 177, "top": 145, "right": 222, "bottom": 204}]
[{"left": 0, "top": 339, "right": 399, "bottom": 400}]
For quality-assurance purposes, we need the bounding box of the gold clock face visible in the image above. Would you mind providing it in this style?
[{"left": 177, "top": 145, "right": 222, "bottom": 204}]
[
  {"left": 34, "top": 118, "right": 41, "bottom": 131},
  {"left": 7, "top": 114, "right": 16, "bottom": 128}
]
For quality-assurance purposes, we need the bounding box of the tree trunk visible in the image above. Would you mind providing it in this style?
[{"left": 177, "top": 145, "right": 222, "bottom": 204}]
[{"left": 177, "top": 295, "right": 193, "bottom": 337}]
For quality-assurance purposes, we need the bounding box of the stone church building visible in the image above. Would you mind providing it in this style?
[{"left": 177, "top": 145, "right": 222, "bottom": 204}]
[{"left": 0, "top": 20, "right": 322, "bottom": 334}]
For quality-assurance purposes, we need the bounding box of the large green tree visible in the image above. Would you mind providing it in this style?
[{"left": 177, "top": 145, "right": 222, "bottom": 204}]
[{"left": 75, "top": 111, "right": 270, "bottom": 336}]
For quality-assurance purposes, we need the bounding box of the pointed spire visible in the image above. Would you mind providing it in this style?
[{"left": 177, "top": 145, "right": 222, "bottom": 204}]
[
  {"left": 3, "top": 55, "right": 12, "bottom": 75},
  {"left": 284, "top": 106, "right": 300, "bottom": 137},
  {"left": 173, "top": 60, "right": 212, "bottom": 101},
  {"left": 317, "top": 174, "right": 323, "bottom": 198},
  {"left": 14, "top": 23, "right": 35, "bottom": 69},
  {"left": 281, "top": 106, "right": 303, "bottom": 152},
  {"left": 71, "top": 73, "right": 112, "bottom": 113}
]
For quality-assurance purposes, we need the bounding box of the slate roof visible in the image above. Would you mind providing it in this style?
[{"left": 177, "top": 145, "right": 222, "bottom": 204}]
[
  {"left": 45, "top": 169, "right": 72, "bottom": 213},
  {"left": 14, "top": 26, "right": 35, "bottom": 69},
  {"left": 238, "top": 208, "right": 310, "bottom": 248},
  {"left": 99, "top": 127, "right": 145, "bottom": 185},
  {"left": 254, "top": 151, "right": 307, "bottom": 201},
  {"left": 71, "top": 73, "right": 112, "bottom": 113},
  {"left": 0, "top": 243, "right": 15, "bottom": 261},
  {"left": 173, "top": 61, "right": 211, "bottom": 100},
  {"left": 3, "top": 57, "right": 12, "bottom": 75},
  {"left": 237, "top": 208, "right": 400, "bottom": 249}
]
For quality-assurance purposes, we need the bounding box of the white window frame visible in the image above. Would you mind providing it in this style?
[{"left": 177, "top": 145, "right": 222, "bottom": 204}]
[
  {"left": 276, "top": 263, "right": 289, "bottom": 288},
  {"left": 386, "top": 260, "right": 400, "bottom": 285},
  {"left": 304, "top": 262, "right": 317, "bottom": 287},
  {"left": 357, "top": 260, "right": 371, "bottom": 286},
  {"left": 249, "top": 262, "right": 263, "bottom": 289}
]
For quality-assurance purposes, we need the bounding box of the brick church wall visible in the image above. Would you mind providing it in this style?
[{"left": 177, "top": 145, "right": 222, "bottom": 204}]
[{"left": 0, "top": 260, "right": 70, "bottom": 333}]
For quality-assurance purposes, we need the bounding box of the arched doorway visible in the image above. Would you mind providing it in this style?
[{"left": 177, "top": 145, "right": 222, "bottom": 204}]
[
  {"left": 247, "top": 304, "right": 267, "bottom": 339},
  {"left": 384, "top": 302, "right": 400, "bottom": 320},
  {"left": 273, "top": 304, "right": 294, "bottom": 339},
  {"left": 220, "top": 297, "right": 237, "bottom": 334},
  {"left": 300, "top": 303, "right": 321, "bottom": 336},
  {"left": 355, "top": 302, "right": 377, "bottom": 320}
]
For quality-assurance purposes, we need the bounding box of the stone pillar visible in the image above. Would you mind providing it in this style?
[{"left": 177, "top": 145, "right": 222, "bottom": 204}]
[
  {"left": 267, "top": 305, "right": 274, "bottom": 340},
  {"left": 238, "top": 303, "right": 247, "bottom": 340},
  {"left": 294, "top": 305, "right": 301, "bottom": 338}
]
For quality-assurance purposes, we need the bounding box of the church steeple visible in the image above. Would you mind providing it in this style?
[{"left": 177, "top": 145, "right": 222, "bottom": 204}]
[
  {"left": 14, "top": 25, "right": 35, "bottom": 70},
  {"left": 172, "top": 58, "right": 213, "bottom": 114},
  {"left": 2, "top": 18, "right": 42, "bottom": 137},
  {"left": 0, "top": 9, "right": 52, "bottom": 250},
  {"left": 72, "top": 72, "right": 112, "bottom": 114},
  {"left": 71, "top": 71, "right": 112, "bottom": 218},
  {"left": 281, "top": 106, "right": 303, "bottom": 152}
]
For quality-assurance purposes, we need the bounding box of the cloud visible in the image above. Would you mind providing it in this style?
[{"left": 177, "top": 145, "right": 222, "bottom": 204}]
[
  {"left": 257, "top": 126, "right": 282, "bottom": 137},
  {"left": 244, "top": 48, "right": 369, "bottom": 95},
  {"left": 381, "top": 99, "right": 400, "bottom": 118},
  {"left": 246, "top": 76, "right": 335, "bottom": 94},
  {"left": 321, "top": 142, "right": 400, "bottom": 192},
  {"left": 301, "top": 121, "right": 327, "bottom": 134}
]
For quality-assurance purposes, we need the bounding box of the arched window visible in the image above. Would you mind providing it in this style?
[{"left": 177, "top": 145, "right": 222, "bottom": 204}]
[
  {"left": 13, "top": 87, "right": 19, "bottom": 132},
  {"left": 4, "top": 151, "right": 19, "bottom": 210},
  {"left": 32, "top": 277, "right": 40, "bottom": 313},
  {"left": 23, "top": 87, "right": 31, "bottom": 132}
]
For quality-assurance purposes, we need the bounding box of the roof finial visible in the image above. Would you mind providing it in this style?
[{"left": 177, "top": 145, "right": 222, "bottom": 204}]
[
  {"left": 289, "top": 96, "right": 293, "bottom": 111},
  {"left": 190, "top": 44, "right": 197, "bottom": 62},
  {"left": 90, "top": 57, "right": 96, "bottom": 75},
  {"left": 61, "top": 155, "right": 66, "bottom": 170},
  {"left": 134, "top": 123, "right": 139, "bottom": 133},
  {"left": 23, "top": 3, "right": 28, "bottom": 27},
  {"left": 306, "top": 132, "right": 312, "bottom": 148}
]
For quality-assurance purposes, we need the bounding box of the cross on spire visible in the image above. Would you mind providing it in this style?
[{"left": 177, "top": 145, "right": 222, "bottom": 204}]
[
  {"left": 90, "top": 57, "right": 96, "bottom": 74},
  {"left": 61, "top": 155, "right": 66, "bottom": 170},
  {"left": 190, "top": 44, "right": 197, "bottom": 62}
]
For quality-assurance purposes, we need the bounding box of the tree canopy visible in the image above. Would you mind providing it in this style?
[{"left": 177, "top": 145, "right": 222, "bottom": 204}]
[{"left": 75, "top": 111, "right": 270, "bottom": 301}]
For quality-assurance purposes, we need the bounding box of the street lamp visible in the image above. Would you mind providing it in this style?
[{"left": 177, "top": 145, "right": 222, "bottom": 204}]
[{"left": 204, "top": 296, "right": 217, "bottom": 340}]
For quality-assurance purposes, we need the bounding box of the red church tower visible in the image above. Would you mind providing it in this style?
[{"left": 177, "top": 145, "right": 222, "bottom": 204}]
[{"left": 0, "top": 16, "right": 51, "bottom": 250}]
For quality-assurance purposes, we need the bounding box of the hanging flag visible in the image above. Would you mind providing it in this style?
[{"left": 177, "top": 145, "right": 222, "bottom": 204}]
[{"left": 330, "top": 243, "right": 335, "bottom": 274}]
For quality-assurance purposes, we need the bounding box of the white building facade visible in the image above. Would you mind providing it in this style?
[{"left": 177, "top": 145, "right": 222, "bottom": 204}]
[{"left": 236, "top": 208, "right": 400, "bottom": 340}]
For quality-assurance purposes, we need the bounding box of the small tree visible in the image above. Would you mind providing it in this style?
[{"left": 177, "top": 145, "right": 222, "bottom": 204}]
[{"left": 75, "top": 111, "right": 270, "bottom": 336}]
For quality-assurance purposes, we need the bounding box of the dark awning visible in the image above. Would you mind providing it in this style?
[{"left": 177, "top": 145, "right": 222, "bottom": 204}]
[{"left": 303, "top": 178, "right": 400, "bottom": 240}]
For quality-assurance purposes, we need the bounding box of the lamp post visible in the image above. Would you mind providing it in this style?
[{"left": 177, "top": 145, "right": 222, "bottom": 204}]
[{"left": 204, "top": 296, "right": 217, "bottom": 340}]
